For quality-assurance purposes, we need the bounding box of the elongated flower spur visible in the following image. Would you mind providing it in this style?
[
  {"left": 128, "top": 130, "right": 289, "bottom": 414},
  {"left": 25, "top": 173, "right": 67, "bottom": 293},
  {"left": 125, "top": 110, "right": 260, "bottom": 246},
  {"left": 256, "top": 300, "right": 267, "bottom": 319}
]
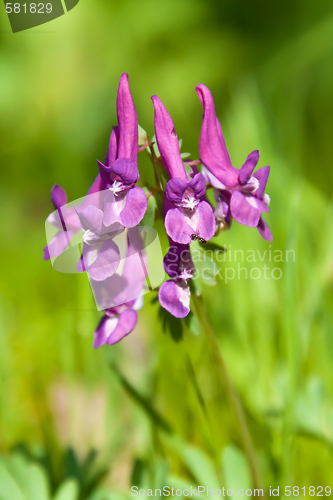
[
  {"left": 44, "top": 74, "right": 273, "bottom": 346},
  {"left": 196, "top": 84, "right": 272, "bottom": 241}
]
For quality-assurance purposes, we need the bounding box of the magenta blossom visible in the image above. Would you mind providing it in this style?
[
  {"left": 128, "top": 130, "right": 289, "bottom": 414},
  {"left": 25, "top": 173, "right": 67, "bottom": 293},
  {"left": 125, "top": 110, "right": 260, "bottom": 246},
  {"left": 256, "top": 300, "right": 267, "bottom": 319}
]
[
  {"left": 43, "top": 184, "right": 82, "bottom": 260},
  {"left": 152, "top": 95, "right": 216, "bottom": 246},
  {"left": 196, "top": 84, "right": 272, "bottom": 240},
  {"left": 74, "top": 201, "right": 122, "bottom": 282},
  {"left": 93, "top": 228, "right": 147, "bottom": 347},
  {"left": 159, "top": 242, "right": 194, "bottom": 318},
  {"left": 94, "top": 73, "right": 147, "bottom": 228}
]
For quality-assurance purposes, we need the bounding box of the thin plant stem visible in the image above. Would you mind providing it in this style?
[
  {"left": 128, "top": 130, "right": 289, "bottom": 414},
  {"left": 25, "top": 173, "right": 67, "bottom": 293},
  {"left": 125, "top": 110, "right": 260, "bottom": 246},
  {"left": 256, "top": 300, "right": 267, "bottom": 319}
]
[{"left": 191, "top": 293, "right": 263, "bottom": 492}]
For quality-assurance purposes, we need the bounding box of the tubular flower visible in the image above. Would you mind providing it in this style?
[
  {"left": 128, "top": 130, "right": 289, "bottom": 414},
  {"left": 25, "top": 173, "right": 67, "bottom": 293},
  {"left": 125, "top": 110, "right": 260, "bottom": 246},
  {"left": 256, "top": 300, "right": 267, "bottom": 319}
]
[
  {"left": 93, "top": 229, "right": 147, "bottom": 347},
  {"left": 158, "top": 242, "right": 195, "bottom": 318},
  {"left": 196, "top": 84, "right": 272, "bottom": 240},
  {"left": 152, "top": 95, "right": 216, "bottom": 245},
  {"left": 44, "top": 76, "right": 274, "bottom": 347},
  {"left": 43, "top": 184, "right": 82, "bottom": 260},
  {"left": 95, "top": 73, "right": 147, "bottom": 228},
  {"left": 74, "top": 202, "right": 121, "bottom": 282}
]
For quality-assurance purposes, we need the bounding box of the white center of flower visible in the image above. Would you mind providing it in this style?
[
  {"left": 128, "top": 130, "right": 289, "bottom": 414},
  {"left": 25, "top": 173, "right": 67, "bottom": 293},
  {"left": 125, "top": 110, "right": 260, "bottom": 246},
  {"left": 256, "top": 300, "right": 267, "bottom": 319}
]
[
  {"left": 83, "top": 229, "right": 97, "bottom": 245},
  {"left": 178, "top": 267, "right": 193, "bottom": 284},
  {"left": 182, "top": 196, "right": 199, "bottom": 210},
  {"left": 109, "top": 180, "right": 125, "bottom": 196},
  {"left": 83, "top": 229, "right": 111, "bottom": 246},
  {"left": 247, "top": 176, "right": 260, "bottom": 192}
]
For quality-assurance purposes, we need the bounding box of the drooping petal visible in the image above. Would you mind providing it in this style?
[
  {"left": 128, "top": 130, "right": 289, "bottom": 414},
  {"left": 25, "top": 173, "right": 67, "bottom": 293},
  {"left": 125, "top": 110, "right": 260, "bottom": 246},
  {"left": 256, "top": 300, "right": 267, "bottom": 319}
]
[
  {"left": 111, "top": 158, "right": 139, "bottom": 185},
  {"left": 93, "top": 309, "right": 138, "bottom": 348},
  {"left": 165, "top": 200, "right": 215, "bottom": 244},
  {"left": 163, "top": 243, "right": 189, "bottom": 277},
  {"left": 230, "top": 191, "right": 269, "bottom": 228},
  {"left": 74, "top": 204, "right": 104, "bottom": 233},
  {"left": 93, "top": 314, "right": 116, "bottom": 348},
  {"left": 159, "top": 280, "right": 190, "bottom": 318},
  {"left": 239, "top": 150, "right": 259, "bottom": 185},
  {"left": 120, "top": 187, "right": 147, "bottom": 227},
  {"left": 253, "top": 166, "right": 270, "bottom": 199},
  {"left": 117, "top": 73, "right": 138, "bottom": 163},
  {"left": 196, "top": 84, "right": 238, "bottom": 187},
  {"left": 151, "top": 95, "right": 188, "bottom": 181},
  {"left": 257, "top": 217, "right": 273, "bottom": 241},
  {"left": 51, "top": 184, "right": 67, "bottom": 209},
  {"left": 84, "top": 238, "right": 121, "bottom": 281},
  {"left": 193, "top": 200, "right": 216, "bottom": 241},
  {"left": 107, "top": 309, "right": 138, "bottom": 344},
  {"left": 165, "top": 178, "right": 189, "bottom": 204},
  {"left": 164, "top": 207, "right": 194, "bottom": 245}
]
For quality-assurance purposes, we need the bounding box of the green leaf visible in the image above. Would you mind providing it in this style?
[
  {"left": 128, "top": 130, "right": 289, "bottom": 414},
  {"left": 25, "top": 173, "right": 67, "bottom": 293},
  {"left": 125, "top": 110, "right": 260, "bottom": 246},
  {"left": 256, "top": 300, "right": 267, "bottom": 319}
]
[
  {"left": 167, "top": 474, "right": 193, "bottom": 491},
  {"left": 184, "top": 312, "right": 200, "bottom": 335},
  {"left": 140, "top": 194, "right": 157, "bottom": 227},
  {"left": 181, "top": 446, "right": 220, "bottom": 488},
  {"left": 4, "top": 453, "right": 30, "bottom": 495},
  {"left": 183, "top": 162, "right": 193, "bottom": 174},
  {"left": 53, "top": 479, "right": 79, "bottom": 500},
  {"left": 27, "top": 464, "right": 50, "bottom": 500},
  {"left": 138, "top": 125, "right": 148, "bottom": 146},
  {"left": 0, "top": 462, "right": 26, "bottom": 500},
  {"left": 163, "top": 441, "right": 220, "bottom": 489},
  {"left": 221, "top": 445, "right": 251, "bottom": 492},
  {"left": 158, "top": 306, "right": 183, "bottom": 342},
  {"left": 130, "top": 459, "right": 145, "bottom": 489},
  {"left": 110, "top": 364, "right": 172, "bottom": 433}
]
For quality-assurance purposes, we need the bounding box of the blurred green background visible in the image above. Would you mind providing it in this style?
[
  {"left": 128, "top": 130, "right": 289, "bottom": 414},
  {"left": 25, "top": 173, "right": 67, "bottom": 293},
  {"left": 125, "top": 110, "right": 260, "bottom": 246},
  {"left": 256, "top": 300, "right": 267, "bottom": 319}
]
[{"left": 1, "top": 0, "right": 333, "bottom": 498}]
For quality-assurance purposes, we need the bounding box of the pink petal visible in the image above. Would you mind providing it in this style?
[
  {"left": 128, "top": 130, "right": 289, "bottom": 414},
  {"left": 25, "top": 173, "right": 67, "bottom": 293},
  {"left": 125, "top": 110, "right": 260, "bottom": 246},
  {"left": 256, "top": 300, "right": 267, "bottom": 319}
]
[
  {"left": 120, "top": 187, "right": 147, "bottom": 227},
  {"left": 230, "top": 191, "right": 269, "bottom": 228},
  {"left": 159, "top": 281, "right": 190, "bottom": 318},
  {"left": 196, "top": 84, "right": 238, "bottom": 187},
  {"left": 151, "top": 95, "right": 188, "bottom": 181},
  {"left": 84, "top": 238, "right": 121, "bottom": 281},
  {"left": 257, "top": 217, "right": 273, "bottom": 241},
  {"left": 117, "top": 73, "right": 138, "bottom": 163}
]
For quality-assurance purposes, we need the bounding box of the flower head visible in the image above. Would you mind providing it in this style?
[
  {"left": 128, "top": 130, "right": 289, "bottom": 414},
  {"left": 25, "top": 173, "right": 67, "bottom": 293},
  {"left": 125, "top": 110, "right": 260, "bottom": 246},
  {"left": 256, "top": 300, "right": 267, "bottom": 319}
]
[
  {"left": 152, "top": 95, "right": 216, "bottom": 245},
  {"left": 95, "top": 73, "right": 147, "bottom": 228},
  {"left": 196, "top": 84, "right": 272, "bottom": 240},
  {"left": 158, "top": 243, "right": 195, "bottom": 318}
]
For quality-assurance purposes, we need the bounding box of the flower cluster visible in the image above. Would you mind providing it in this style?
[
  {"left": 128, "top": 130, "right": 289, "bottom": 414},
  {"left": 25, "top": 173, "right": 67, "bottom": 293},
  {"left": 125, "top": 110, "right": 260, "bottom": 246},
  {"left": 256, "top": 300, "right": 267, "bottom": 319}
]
[{"left": 44, "top": 74, "right": 272, "bottom": 347}]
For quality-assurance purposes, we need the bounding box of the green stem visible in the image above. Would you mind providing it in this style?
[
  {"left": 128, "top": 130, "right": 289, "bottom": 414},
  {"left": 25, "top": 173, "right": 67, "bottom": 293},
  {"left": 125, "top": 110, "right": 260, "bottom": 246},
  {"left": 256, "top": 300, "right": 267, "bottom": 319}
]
[{"left": 191, "top": 293, "right": 263, "bottom": 492}]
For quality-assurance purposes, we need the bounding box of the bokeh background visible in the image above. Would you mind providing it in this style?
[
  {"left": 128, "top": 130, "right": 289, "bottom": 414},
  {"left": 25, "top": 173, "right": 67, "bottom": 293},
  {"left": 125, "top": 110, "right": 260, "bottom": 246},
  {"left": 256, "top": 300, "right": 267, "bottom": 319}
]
[{"left": 1, "top": 0, "right": 333, "bottom": 498}]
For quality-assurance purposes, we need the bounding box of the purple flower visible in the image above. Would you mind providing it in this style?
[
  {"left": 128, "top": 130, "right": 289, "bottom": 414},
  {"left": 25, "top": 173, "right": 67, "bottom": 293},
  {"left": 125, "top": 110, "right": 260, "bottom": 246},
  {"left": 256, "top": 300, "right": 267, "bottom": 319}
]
[
  {"left": 43, "top": 184, "right": 82, "bottom": 260},
  {"left": 93, "top": 303, "right": 140, "bottom": 348},
  {"left": 96, "top": 73, "right": 147, "bottom": 228},
  {"left": 93, "top": 229, "right": 147, "bottom": 347},
  {"left": 196, "top": 84, "right": 272, "bottom": 240},
  {"left": 159, "top": 242, "right": 194, "bottom": 318},
  {"left": 74, "top": 202, "right": 122, "bottom": 282},
  {"left": 152, "top": 95, "right": 216, "bottom": 245}
]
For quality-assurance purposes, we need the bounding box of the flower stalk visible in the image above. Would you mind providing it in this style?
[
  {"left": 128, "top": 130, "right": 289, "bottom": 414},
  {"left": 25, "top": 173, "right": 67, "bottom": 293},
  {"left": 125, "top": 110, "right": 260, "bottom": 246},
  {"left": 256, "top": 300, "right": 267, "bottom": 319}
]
[{"left": 191, "top": 293, "right": 263, "bottom": 492}]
